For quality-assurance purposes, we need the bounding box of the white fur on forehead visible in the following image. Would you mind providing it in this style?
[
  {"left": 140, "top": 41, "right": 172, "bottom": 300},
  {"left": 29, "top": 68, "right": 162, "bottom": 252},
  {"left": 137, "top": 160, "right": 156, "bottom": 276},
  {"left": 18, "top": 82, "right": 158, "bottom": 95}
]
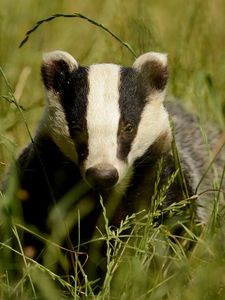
[
  {"left": 42, "top": 50, "right": 79, "bottom": 71},
  {"left": 133, "top": 52, "right": 168, "bottom": 70},
  {"left": 85, "top": 63, "right": 120, "bottom": 165},
  {"left": 85, "top": 63, "right": 127, "bottom": 180}
]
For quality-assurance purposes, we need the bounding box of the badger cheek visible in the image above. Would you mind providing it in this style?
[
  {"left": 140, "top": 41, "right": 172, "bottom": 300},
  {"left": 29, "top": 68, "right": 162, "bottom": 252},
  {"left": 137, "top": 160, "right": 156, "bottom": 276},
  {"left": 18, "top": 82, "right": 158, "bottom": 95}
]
[
  {"left": 113, "top": 159, "right": 128, "bottom": 183},
  {"left": 47, "top": 106, "right": 78, "bottom": 163}
]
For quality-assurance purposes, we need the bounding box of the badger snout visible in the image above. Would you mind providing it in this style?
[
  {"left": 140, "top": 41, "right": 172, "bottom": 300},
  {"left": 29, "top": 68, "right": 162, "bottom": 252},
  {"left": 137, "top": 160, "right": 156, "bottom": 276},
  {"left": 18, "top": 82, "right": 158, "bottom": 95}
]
[{"left": 85, "top": 163, "right": 119, "bottom": 190}]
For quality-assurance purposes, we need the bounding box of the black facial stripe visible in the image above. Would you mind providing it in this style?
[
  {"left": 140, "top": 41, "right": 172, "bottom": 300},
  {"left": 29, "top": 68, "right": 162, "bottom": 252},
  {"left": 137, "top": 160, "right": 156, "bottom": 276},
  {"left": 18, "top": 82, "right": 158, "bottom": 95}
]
[
  {"left": 117, "top": 67, "right": 147, "bottom": 161},
  {"left": 60, "top": 66, "right": 89, "bottom": 164}
]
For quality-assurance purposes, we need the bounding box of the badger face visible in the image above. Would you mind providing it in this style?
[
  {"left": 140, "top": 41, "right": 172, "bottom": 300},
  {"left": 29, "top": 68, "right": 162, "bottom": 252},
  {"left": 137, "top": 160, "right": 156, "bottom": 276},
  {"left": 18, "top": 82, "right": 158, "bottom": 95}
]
[{"left": 41, "top": 50, "right": 171, "bottom": 191}]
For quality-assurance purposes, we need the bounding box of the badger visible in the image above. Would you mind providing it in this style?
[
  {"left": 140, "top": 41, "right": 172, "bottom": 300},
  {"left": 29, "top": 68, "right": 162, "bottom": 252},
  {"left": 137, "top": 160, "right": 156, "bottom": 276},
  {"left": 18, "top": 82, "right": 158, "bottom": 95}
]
[{"left": 11, "top": 50, "right": 224, "bottom": 280}]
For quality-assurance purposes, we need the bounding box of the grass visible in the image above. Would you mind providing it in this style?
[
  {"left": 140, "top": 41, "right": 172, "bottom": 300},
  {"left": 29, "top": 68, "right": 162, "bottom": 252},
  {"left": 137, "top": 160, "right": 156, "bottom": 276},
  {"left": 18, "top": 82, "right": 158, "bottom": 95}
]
[{"left": 1, "top": 0, "right": 225, "bottom": 299}]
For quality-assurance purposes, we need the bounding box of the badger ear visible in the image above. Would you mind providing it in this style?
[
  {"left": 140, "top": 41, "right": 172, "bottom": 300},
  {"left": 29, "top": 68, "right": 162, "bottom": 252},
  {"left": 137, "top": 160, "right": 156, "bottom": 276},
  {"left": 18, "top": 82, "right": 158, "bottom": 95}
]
[
  {"left": 41, "top": 50, "right": 79, "bottom": 92},
  {"left": 133, "top": 52, "right": 168, "bottom": 92}
]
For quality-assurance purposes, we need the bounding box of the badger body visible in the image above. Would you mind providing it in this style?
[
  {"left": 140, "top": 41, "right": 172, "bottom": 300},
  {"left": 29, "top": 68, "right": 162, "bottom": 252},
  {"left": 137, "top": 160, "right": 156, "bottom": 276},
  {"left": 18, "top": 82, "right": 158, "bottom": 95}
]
[{"left": 15, "top": 51, "right": 224, "bottom": 278}]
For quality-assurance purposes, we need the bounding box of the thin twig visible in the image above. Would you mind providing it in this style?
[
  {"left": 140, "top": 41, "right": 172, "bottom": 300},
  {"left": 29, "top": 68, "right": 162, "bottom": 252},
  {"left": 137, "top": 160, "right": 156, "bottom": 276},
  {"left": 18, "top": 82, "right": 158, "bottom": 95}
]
[{"left": 19, "top": 13, "right": 137, "bottom": 58}]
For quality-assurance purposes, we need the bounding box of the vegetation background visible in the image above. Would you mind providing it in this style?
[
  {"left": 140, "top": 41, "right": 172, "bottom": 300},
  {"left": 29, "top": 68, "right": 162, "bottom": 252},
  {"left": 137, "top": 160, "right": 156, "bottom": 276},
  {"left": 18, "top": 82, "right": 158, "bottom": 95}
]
[{"left": 0, "top": 0, "right": 225, "bottom": 299}]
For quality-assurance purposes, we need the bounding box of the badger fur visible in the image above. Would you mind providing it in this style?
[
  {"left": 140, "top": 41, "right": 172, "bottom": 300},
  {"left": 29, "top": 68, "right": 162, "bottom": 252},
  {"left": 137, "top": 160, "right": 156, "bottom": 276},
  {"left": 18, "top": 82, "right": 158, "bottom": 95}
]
[{"left": 12, "top": 51, "right": 224, "bottom": 279}]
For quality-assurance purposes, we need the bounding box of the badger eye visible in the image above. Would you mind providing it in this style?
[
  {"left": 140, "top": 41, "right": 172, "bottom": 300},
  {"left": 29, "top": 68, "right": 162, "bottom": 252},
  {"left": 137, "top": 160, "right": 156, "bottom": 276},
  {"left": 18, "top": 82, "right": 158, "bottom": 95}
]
[
  {"left": 122, "top": 123, "right": 134, "bottom": 134},
  {"left": 71, "top": 123, "right": 83, "bottom": 132}
]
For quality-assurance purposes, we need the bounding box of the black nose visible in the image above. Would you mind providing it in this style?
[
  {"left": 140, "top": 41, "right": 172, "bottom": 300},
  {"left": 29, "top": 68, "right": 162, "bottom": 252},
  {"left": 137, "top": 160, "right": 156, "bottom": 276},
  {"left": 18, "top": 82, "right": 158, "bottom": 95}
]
[{"left": 85, "top": 164, "right": 119, "bottom": 190}]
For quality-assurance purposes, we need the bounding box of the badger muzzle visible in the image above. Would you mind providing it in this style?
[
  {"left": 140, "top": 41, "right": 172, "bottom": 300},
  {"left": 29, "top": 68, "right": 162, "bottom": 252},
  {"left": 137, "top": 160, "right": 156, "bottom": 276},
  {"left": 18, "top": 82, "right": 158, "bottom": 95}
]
[{"left": 85, "top": 163, "right": 119, "bottom": 190}]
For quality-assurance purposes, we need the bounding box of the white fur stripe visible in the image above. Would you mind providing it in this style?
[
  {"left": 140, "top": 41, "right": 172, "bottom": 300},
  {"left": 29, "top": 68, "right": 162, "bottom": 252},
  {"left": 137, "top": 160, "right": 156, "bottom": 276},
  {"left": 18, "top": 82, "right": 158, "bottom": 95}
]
[
  {"left": 85, "top": 64, "right": 126, "bottom": 179},
  {"left": 128, "top": 98, "right": 170, "bottom": 164},
  {"left": 46, "top": 91, "right": 77, "bottom": 162}
]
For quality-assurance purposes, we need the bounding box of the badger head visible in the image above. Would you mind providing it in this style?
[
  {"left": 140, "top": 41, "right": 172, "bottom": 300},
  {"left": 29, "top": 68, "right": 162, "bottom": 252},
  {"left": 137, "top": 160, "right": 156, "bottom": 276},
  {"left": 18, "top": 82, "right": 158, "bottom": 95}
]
[{"left": 41, "top": 50, "right": 171, "bottom": 191}]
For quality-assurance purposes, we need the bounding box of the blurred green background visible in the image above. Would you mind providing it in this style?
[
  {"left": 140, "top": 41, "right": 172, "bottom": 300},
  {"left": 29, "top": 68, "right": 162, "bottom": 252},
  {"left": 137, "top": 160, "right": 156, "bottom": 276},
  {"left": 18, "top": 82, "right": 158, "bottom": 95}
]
[{"left": 1, "top": 1, "right": 225, "bottom": 299}]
